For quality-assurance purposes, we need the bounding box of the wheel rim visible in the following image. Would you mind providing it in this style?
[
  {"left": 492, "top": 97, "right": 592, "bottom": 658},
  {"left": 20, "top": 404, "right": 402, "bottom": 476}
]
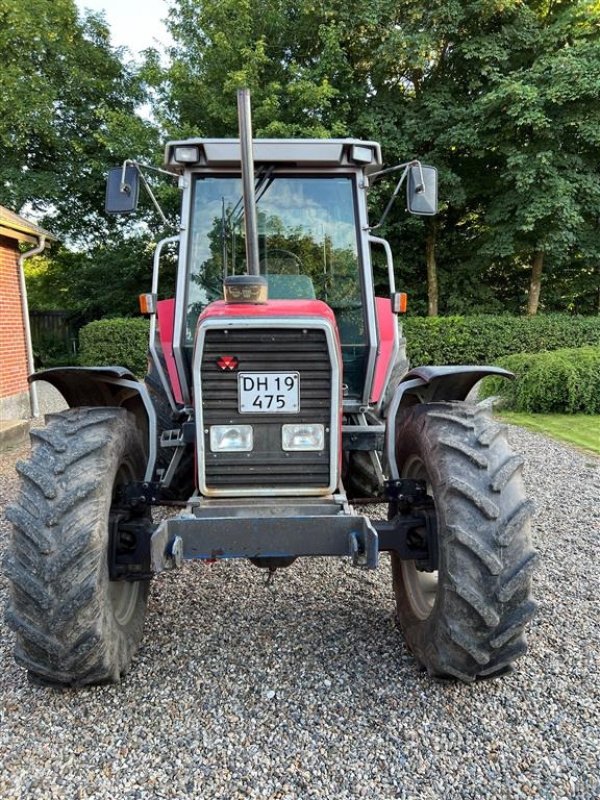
[
  {"left": 108, "top": 461, "right": 143, "bottom": 628},
  {"left": 400, "top": 454, "right": 439, "bottom": 621},
  {"left": 109, "top": 580, "right": 141, "bottom": 627}
]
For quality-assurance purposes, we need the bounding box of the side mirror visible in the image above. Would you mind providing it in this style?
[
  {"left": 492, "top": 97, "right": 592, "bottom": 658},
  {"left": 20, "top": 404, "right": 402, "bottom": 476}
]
[
  {"left": 105, "top": 165, "right": 140, "bottom": 214},
  {"left": 407, "top": 165, "right": 438, "bottom": 216}
]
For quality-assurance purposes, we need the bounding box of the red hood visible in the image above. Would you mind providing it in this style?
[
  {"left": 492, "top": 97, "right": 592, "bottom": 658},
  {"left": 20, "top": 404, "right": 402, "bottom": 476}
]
[{"left": 198, "top": 298, "right": 338, "bottom": 327}]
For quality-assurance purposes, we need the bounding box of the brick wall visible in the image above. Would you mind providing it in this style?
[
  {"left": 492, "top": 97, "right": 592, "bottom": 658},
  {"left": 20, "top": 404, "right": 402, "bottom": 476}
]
[{"left": 0, "top": 235, "right": 29, "bottom": 400}]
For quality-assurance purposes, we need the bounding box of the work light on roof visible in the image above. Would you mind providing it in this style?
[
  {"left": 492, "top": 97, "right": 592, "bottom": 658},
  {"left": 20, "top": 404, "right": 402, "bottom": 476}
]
[
  {"left": 350, "top": 144, "right": 373, "bottom": 164},
  {"left": 174, "top": 145, "right": 201, "bottom": 164}
]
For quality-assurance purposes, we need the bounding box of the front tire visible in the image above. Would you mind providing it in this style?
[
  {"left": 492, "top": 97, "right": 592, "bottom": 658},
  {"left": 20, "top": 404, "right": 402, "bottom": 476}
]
[
  {"left": 4, "top": 407, "right": 150, "bottom": 686},
  {"left": 391, "top": 402, "right": 537, "bottom": 681}
]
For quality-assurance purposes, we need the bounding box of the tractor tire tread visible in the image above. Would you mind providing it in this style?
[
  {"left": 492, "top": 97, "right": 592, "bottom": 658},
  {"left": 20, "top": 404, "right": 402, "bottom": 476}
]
[
  {"left": 4, "top": 407, "right": 149, "bottom": 686},
  {"left": 490, "top": 454, "right": 524, "bottom": 493},
  {"left": 447, "top": 524, "right": 502, "bottom": 575},
  {"left": 446, "top": 476, "right": 500, "bottom": 520},
  {"left": 392, "top": 401, "right": 537, "bottom": 682},
  {"left": 438, "top": 436, "right": 489, "bottom": 468}
]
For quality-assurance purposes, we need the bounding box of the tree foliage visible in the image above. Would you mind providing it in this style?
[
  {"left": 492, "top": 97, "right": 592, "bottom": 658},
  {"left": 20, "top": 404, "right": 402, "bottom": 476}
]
[
  {"left": 0, "top": 0, "right": 159, "bottom": 242},
  {"left": 467, "top": 0, "right": 600, "bottom": 313},
  {"left": 25, "top": 234, "right": 178, "bottom": 320},
  {"left": 143, "top": 0, "right": 599, "bottom": 315},
  {"left": 6, "top": 0, "right": 599, "bottom": 318}
]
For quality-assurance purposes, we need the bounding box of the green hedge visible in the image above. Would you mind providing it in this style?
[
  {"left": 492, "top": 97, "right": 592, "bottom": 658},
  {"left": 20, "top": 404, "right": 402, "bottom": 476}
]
[
  {"left": 77, "top": 313, "right": 600, "bottom": 389},
  {"left": 403, "top": 314, "right": 600, "bottom": 366},
  {"left": 479, "top": 346, "right": 600, "bottom": 414},
  {"left": 79, "top": 318, "right": 150, "bottom": 377}
]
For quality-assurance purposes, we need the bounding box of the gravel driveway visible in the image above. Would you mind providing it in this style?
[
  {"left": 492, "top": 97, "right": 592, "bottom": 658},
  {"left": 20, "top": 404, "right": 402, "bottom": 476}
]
[{"left": 0, "top": 425, "right": 598, "bottom": 800}]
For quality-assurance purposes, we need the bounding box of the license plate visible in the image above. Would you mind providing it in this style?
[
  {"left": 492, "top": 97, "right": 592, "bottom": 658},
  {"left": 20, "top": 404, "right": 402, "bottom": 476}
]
[{"left": 238, "top": 372, "right": 300, "bottom": 413}]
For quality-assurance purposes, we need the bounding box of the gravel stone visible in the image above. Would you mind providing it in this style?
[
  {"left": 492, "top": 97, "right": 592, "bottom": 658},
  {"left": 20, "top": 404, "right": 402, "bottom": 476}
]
[{"left": 0, "top": 424, "right": 598, "bottom": 799}]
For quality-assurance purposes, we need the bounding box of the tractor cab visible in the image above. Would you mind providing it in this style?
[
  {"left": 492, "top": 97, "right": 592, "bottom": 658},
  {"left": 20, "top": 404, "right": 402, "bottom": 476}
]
[{"left": 163, "top": 138, "right": 385, "bottom": 406}]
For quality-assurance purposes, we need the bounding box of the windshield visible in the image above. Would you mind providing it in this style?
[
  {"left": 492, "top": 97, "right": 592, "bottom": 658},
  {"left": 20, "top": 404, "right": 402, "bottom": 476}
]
[{"left": 185, "top": 174, "right": 367, "bottom": 395}]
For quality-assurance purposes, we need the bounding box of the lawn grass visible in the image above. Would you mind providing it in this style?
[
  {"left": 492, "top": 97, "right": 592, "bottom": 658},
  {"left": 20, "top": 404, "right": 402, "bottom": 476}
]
[{"left": 498, "top": 412, "right": 600, "bottom": 456}]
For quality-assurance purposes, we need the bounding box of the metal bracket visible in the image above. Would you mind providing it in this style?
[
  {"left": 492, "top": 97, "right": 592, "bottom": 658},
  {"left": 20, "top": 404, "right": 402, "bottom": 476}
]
[
  {"left": 108, "top": 510, "right": 155, "bottom": 581},
  {"left": 342, "top": 428, "right": 384, "bottom": 451},
  {"left": 348, "top": 526, "right": 379, "bottom": 569},
  {"left": 160, "top": 422, "right": 195, "bottom": 447},
  {"left": 117, "top": 481, "right": 161, "bottom": 508},
  {"left": 385, "top": 478, "right": 429, "bottom": 507},
  {"left": 373, "top": 478, "right": 438, "bottom": 571},
  {"left": 161, "top": 446, "right": 185, "bottom": 489},
  {"left": 150, "top": 507, "right": 381, "bottom": 572}
]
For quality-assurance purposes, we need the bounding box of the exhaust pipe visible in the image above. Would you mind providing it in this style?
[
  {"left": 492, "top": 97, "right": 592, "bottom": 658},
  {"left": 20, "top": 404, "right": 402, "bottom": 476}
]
[{"left": 236, "top": 89, "right": 260, "bottom": 276}]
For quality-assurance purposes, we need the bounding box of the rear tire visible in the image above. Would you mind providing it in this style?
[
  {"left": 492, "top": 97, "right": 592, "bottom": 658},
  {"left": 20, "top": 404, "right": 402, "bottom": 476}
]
[
  {"left": 4, "top": 407, "right": 150, "bottom": 686},
  {"left": 145, "top": 359, "right": 194, "bottom": 500},
  {"left": 391, "top": 402, "right": 537, "bottom": 681},
  {"left": 345, "top": 332, "right": 409, "bottom": 499},
  {"left": 145, "top": 358, "right": 175, "bottom": 474},
  {"left": 382, "top": 330, "right": 409, "bottom": 409}
]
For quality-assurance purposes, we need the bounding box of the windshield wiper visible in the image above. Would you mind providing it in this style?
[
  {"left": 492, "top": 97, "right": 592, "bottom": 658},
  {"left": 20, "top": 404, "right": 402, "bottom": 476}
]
[{"left": 228, "top": 166, "right": 274, "bottom": 227}]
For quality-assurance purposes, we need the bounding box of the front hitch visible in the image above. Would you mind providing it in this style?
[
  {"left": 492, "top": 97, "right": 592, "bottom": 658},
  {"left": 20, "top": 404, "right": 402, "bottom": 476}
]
[
  {"left": 373, "top": 479, "right": 438, "bottom": 571},
  {"left": 108, "top": 483, "right": 158, "bottom": 581}
]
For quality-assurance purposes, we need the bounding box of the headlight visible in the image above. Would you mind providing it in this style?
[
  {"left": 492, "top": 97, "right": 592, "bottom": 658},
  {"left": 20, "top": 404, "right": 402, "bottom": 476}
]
[
  {"left": 282, "top": 424, "right": 325, "bottom": 451},
  {"left": 210, "top": 425, "right": 253, "bottom": 452}
]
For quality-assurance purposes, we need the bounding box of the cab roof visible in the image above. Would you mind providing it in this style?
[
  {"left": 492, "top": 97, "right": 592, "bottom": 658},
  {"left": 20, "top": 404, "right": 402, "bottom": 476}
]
[{"left": 164, "top": 138, "right": 383, "bottom": 175}]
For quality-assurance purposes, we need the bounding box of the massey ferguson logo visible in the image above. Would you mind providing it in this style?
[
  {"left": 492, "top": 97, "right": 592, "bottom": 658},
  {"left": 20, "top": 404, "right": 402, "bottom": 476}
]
[{"left": 216, "top": 355, "right": 239, "bottom": 371}]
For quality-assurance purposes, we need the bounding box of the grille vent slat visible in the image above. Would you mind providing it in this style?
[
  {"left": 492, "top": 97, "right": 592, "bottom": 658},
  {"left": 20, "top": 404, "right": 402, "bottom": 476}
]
[{"left": 200, "top": 326, "right": 333, "bottom": 491}]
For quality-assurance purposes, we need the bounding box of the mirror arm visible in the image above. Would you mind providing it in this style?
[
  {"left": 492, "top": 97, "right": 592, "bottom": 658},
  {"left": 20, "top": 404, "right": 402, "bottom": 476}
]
[
  {"left": 120, "top": 159, "right": 177, "bottom": 230},
  {"left": 137, "top": 167, "right": 172, "bottom": 228},
  {"left": 120, "top": 160, "right": 130, "bottom": 194},
  {"left": 367, "top": 171, "right": 406, "bottom": 231},
  {"left": 366, "top": 159, "right": 431, "bottom": 229},
  {"left": 368, "top": 159, "right": 419, "bottom": 183},
  {"left": 366, "top": 162, "right": 415, "bottom": 232},
  {"left": 121, "top": 159, "right": 176, "bottom": 181},
  {"left": 137, "top": 163, "right": 179, "bottom": 178}
]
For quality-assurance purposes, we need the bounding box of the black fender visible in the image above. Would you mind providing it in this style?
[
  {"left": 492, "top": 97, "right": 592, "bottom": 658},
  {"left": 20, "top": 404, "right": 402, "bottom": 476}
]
[
  {"left": 384, "top": 365, "right": 513, "bottom": 480},
  {"left": 30, "top": 367, "right": 157, "bottom": 482}
]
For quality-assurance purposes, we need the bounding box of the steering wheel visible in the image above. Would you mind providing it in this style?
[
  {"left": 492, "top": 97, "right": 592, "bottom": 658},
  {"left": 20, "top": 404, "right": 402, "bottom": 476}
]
[{"left": 260, "top": 249, "right": 303, "bottom": 274}]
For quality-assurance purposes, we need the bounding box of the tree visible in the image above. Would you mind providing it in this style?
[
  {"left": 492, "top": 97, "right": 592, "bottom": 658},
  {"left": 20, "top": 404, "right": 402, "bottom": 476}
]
[
  {"left": 0, "top": 0, "right": 159, "bottom": 244},
  {"left": 150, "top": 0, "right": 387, "bottom": 138},
  {"left": 157, "top": 1, "right": 600, "bottom": 315},
  {"left": 25, "top": 234, "right": 179, "bottom": 320},
  {"left": 463, "top": 0, "right": 600, "bottom": 315},
  {"left": 12, "top": 0, "right": 598, "bottom": 318}
]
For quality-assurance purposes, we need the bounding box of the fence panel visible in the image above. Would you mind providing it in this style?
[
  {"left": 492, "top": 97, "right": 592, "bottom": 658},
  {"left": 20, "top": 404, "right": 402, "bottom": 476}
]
[{"left": 29, "top": 311, "right": 79, "bottom": 361}]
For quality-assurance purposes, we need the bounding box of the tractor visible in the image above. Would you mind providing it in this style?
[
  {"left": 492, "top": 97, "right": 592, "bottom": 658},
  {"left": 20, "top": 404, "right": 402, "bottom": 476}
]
[{"left": 4, "top": 91, "right": 537, "bottom": 686}]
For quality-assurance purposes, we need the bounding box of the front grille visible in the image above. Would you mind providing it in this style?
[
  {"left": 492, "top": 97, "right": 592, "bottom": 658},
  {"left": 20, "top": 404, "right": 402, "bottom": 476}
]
[{"left": 200, "top": 327, "right": 333, "bottom": 492}]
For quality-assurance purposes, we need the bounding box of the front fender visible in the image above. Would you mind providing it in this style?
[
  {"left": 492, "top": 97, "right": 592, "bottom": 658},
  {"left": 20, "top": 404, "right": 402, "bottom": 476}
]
[
  {"left": 30, "top": 367, "right": 157, "bottom": 482},
  {"left": 384, "top": 365, "right": 513, "bottom": 480}
]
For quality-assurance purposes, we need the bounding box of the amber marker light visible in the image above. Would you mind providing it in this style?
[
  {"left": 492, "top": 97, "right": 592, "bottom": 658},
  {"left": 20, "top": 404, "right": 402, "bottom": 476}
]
[
  {"left": 392, "top": 292, "right": 408, "bottom": 314},
  {"left": 139, "top": 293, "right": 157, "bottom": 315}
]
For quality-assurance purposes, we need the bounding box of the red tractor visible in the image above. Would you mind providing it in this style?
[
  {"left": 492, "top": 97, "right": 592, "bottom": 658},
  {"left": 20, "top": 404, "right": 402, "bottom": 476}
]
[{"left": 5, "top": 93, "right": 536, "bottom": 686}]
